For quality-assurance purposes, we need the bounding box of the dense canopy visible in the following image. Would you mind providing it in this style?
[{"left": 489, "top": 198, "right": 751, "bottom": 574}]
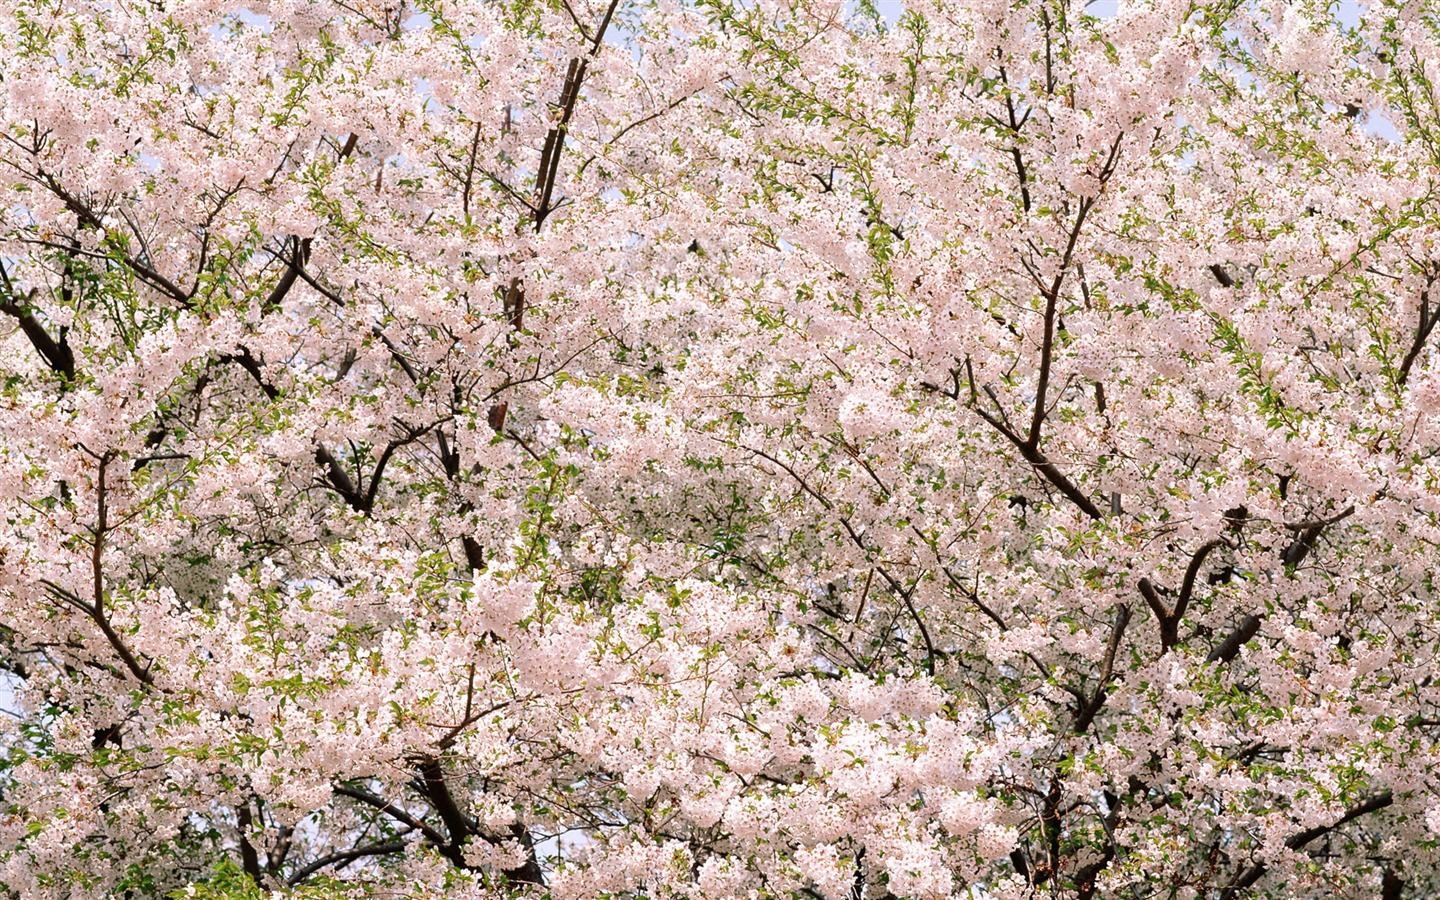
[{"left": 3, "top": 0, "right": 1440, "bottom": 898}]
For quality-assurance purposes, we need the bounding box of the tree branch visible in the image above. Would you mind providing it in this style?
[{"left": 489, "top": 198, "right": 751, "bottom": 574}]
[
  {"left": 1210, "top": 505, "right": 1354, "bottom": 664},
  {"left": 236, "top": 802, "right": 263, "bottom": 882},
  {"left": 1071, "top": 603, "right": 1130, "bottom": 734},
  {"left": 1219, "top": 791, "right": 1393, "bottom": 898},
  {"left": 531, "top": 0, "right": 622, "bottom": 229},
  {"left": 1206, "top": 614, "right": 1261, "bottom": 664},
  {"left": 0, "top": 263, "right": 74, "bottom": 379},
  {"left": 38, "top": 173, "right": 190, "bottom": 304},
  {"left": 287, "top": 835, "right": 411, "bottom": 885},
  {"left": 1209, "top": 263, "right": 1235, "bottom": 288},
  {"left": 332, "top": 783, "right": 449, "bottom": 847},
  {"left": 1141, "top": 538, "right": 1226, "bottom": 652},
  {"left": 1398, "top": 275, "right": 1438, "bottom": 387},
  {"left": 85, "top": 452, "right": 156, "bottom": 687}
]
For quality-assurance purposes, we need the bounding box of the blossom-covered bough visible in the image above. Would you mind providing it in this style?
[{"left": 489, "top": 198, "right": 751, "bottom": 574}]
[{"left": 2, "top": 0, "right": 1440, "bottom": 897}]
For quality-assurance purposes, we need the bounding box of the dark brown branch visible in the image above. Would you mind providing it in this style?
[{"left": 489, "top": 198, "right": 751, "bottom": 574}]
[
  {"left": 557, "top": 0, "right": 594, "bottom": 42},
  {"left": 1009, "top": 147, "right": 1031, "bottom": 212},
  {"left": 1027, "top": 194, "right": 1097, "bottom": 448},
  {"left": 941, "top": 567, "right": 1008, "bottom": 631},
  {"left": 332, "top": 784, "right": 449, "bottom": 847},
  {"left": 1283, "top": 505, "right": 1357, "bottom": 533},
  {"left": 415, "top": 756, "right": 475, "bottom": 864},
  {"left": 1207, "top": 614, "right": 1261, "bottom": 664},
  {"left": 965, "top": 143, "right": 1122, "bottom": 523},
  {"left": 747, "top": 444, "right": 940, "bottom": 675},
  {"left": 236, "top": 802, "right": 264, "bottom": 883},
  {"left": 1220, "top": 791, "right": 1393, "bottom": 898},
  {"left": 461, "top": 536, "right": 486, "bottom": 571},
  {"left": 0, "top": 264, "right": 74, "bottom": 379},
  {"left": 531, "top": 0, "right": 623, "bottom": 230},
  {"left": 219, "top": 347, "right": 378, "bottom": 513},
  {"left": 1175, "top": 538, "right": 1225, "bottom": 623},
  {"left": 0, "top": 297, "right": 74, "bottom": 379},
  {"left": 1075, "top": 792, "right": 1121, "bottom": 900},
  {"left": 1209, "top": 264, "right": 1235, "bottom": 288},
  {"left": 281, "top": 248, "right": 346, "bottom": 306},
  {"left": 1282, "top": 505, "right": 1354, "bottom": 569},
  {"left": 1210, "top": 505, "right": 1354, "bottom": 664},
  {"left": 88, "top": 452, "right": 156, "bottom": 687},
  {"left": 1398, "top": 279, "right": 1438, "bottom": 387},
  {"left": 220, "top": 348, "right": 281, "bottom": 401},
  {"left": 266, "top": 243, "right": 426, "bottom": 388},
  {"left": 372, "top": 328, "right": 421, "bottom": 382},
  {"left": 1382, "top": 871, "right": 1404, "bottom": 900},
  {"left": 361, "top": 419, "right": 445, "bottom": 514},
  {"left": 269, "top": 824, "right": 294, "bottom": 878},
  {"left": 39, "top": 174, "right": 190, "bottom": 303},
  {"left": 1141, "top": 538, "right": 1226, "bottom": 652},
  {"left": 587, "top": 0, "right": 619, "bottom": 55},
  {"left": 502, "top": 278, "right": 525, "bottom": 332},
  {"left": 533, "top": 59, "right": 583, "bottom": 228},
  {"left": 437, "top": 666, "right": 477, "bottom": 750},
  {"left": 501, "top": 821, "right": 546, "bottom": 886},
  {"left": 287, "top": 835, "right": 411, "bottom": 885},
  {"left": 1038, "top": 777, "right": 1063, "bottom": 883},
  {"left": 576, "top": 91, "right": 702, "bottom": 180},
  {"left": 993, "top": 65, "right": 1033, "bottom": 214},
  {"left": 316, "top": 444, "right": 363, "bottom": 511},
  {"left": 894, "top": 580, "right": 937, "bottom": 676},
  {"left": 967, "top": 379, "right": 1104, "bottom": 520},
  {"left": 1138, "top": 577, "right": 1170, "bottom": 644},
  {"left": 1024, "top": 133, "right": 1123, "bottom": 446},
  {"left": 1287, "top": 790, "right": 1393, "bottom": 847},
  {"left": 262, "top": 236, "right": 309, "bottom": 313},
  {"left": 461, "top": 120, "right": 483, "bottom": 220},
  {"left": 1016, "top": 439, "right": 1105, "bottom": 521},
  {"left": 408, "top": 756, "right": 543, "bottom": 883},
  {"left": 1071, "top": 603, "right": 1131, "bottom": 734}
]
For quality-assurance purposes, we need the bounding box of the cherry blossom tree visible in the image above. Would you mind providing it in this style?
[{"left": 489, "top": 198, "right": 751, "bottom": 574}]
[{"left": 2, "top": 0, "right": 1440, "bottom": 897}]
